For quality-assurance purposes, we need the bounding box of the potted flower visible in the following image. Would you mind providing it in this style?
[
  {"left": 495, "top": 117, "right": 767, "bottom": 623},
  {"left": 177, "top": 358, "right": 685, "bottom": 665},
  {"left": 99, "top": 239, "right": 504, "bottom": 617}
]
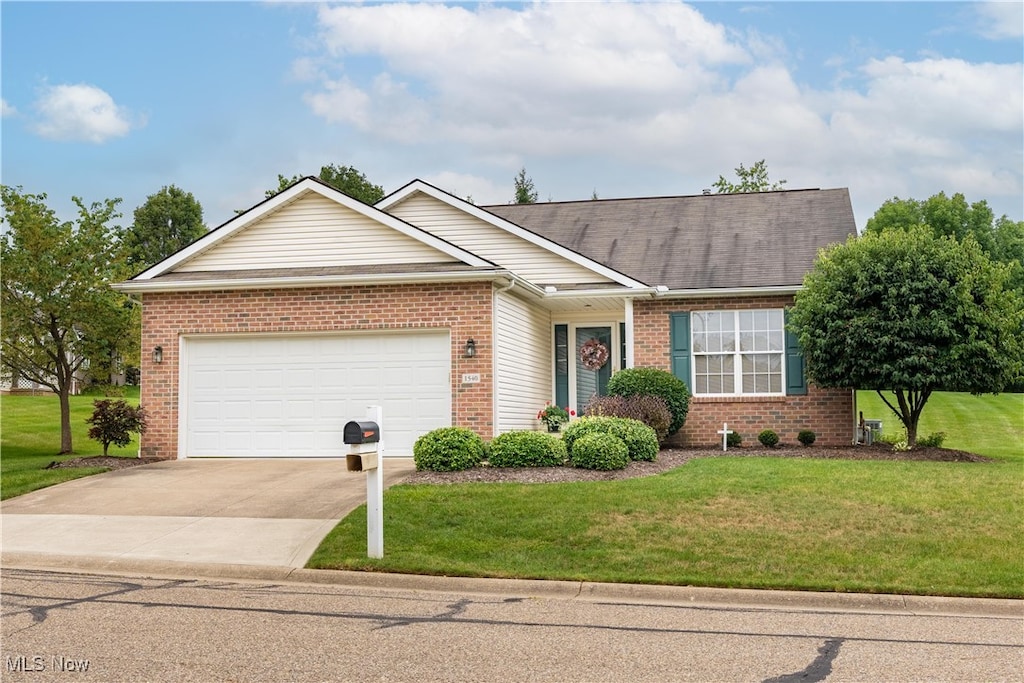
[{"left": 537, "top": 403, "right": 574, "bottom": 432}]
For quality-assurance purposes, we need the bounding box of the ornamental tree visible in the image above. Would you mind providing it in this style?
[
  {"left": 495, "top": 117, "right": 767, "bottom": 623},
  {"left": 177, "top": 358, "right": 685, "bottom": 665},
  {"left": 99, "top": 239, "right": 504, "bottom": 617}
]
[
  {"left": 789, "top": 226, "right": 1023, "bottom": 448},
  {"left": 87, "top": 399, "right": 148, "bottom": 456},
  {"left": 1, "top": 186, "right": 134, "bottom": 453}
]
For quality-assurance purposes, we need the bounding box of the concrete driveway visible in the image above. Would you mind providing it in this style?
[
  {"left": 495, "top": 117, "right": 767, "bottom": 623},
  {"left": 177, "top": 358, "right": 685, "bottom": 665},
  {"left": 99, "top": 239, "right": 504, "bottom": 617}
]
[{"left": 0, "top": 458, "right": 415, "bottom": 568}]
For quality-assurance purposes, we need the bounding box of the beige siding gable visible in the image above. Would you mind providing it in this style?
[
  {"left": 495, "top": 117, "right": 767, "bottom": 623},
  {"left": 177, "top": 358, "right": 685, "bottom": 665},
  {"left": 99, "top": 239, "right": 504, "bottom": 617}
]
[
  {"left": 177, "top": 193, "right": 459, "bottom": 272},
  {"left": 388, "top": 193, "right": 613, "bottom": 286},
  {"left": 495, "top": 291, "right": 552, "bottom": 433}
]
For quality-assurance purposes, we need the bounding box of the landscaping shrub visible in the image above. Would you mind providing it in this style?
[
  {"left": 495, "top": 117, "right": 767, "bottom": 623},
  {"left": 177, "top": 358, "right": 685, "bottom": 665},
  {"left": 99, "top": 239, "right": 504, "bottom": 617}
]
[
  {"left": 584, "top": 394, "right": 672, "bottom": 443},
  {"left": 607, "top": 367, "right": 690, "bottom": 435},
  {"left": 918, "top": 432, "right": 946, "bottom": 448},
  {"left": 797, "top": 430, "right": 816, "bottom": 447},
  {"left": 727, "top": 431, "right": 743, "bottom": 448},
  {"left": 569, "top": 432, "right": 629, "bottom": 471},
  {"left": 758, "top": 429, "right": 780, "bottom": 448},
  {"left": 413, "top": 427, "right": 484, "bottom": 472},
  {"left": 86, "top": 400, "right": 147, "bottom": 456},
  {"left": 488, "top": 431, "right": 567, "bottom": 468},
  {"left": 562, "top": 416, "right": 658, "bottom": 462}
]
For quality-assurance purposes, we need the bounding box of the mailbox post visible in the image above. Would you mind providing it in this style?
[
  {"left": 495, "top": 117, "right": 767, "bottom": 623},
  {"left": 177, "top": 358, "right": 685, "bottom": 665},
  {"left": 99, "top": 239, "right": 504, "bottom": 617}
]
[{"left": 343, "top": 406, "right": 384, "bottom": 559}]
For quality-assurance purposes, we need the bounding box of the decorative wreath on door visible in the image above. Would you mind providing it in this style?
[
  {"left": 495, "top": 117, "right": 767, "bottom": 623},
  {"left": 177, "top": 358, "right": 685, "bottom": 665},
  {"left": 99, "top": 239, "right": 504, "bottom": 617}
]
[{"left": 579, "top": 338, "right": 610, "bottom": 371}]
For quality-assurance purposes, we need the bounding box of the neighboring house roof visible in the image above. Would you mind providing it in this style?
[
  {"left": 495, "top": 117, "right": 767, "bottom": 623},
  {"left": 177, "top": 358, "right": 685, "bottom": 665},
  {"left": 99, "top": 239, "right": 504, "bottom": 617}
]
[{"left": 483, "top": 189, "right": 857, "bottom": 290}]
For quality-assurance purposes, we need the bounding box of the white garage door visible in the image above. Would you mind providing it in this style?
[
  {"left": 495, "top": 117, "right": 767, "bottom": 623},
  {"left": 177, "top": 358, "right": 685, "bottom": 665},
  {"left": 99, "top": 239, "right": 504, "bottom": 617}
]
[{"left": 182, "top": 332, "right": 450, "bottom": 458}]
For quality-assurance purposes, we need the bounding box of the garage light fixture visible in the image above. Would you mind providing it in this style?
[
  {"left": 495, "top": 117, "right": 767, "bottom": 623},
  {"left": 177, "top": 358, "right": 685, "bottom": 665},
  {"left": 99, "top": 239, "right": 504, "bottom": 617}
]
[
  {"left": 153, "top": 346, "right": 163, "bottom": 364},
  {"left": 464, "top": 339, "right": 476, "bottom": 358}
]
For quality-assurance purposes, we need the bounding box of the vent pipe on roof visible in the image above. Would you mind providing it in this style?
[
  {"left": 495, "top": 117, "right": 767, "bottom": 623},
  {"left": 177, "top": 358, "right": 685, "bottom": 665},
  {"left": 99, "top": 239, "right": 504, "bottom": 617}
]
[{"left": 702, "top": 189, "right": 712, "bottom": 195}]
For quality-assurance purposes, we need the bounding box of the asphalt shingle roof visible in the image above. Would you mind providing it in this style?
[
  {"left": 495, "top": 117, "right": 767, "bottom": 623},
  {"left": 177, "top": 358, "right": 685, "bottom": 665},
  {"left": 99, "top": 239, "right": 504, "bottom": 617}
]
[{"left": 484, "top": 188, "right": 856, "bottom": 290}]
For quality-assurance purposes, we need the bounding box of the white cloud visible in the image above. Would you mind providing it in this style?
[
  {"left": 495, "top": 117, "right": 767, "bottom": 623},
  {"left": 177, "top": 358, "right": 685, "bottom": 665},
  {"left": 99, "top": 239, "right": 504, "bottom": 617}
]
[
  {"left": 1, "top": 99, "right": 16, "bottom": 117},
  {"left": 973, "top": 2, "right": 1024, "bottom": 40},
  {"left": 293, "top": 2, "right": 1021, "bottom": 227},
  {"left": 32, "top": 83, "right": 143, "bottom": 143}
]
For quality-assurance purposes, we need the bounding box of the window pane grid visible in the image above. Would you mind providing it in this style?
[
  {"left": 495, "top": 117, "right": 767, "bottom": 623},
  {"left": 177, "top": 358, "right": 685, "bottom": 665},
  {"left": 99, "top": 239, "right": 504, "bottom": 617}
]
[{"left": 692, "top": 310, "right": 784, "bottom": 396}]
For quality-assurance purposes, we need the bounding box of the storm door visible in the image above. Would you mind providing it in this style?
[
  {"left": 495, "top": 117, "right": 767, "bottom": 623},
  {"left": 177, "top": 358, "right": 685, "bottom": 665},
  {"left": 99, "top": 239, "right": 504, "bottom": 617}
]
[{"left": 575, "top": 326, "right": 613, "bottom": 414}]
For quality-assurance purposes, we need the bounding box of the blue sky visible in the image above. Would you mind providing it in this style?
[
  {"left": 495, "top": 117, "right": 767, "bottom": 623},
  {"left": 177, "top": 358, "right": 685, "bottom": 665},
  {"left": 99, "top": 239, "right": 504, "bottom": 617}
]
[{"left": 2, "top": 1, "right": 1021, "bottom": 232}]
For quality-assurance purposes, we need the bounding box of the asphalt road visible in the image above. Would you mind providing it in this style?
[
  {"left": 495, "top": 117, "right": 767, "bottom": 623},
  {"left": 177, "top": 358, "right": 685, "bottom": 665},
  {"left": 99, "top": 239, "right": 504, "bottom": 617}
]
[{"left": 2, "top": 568, "right": 1021, "bottom": 682}]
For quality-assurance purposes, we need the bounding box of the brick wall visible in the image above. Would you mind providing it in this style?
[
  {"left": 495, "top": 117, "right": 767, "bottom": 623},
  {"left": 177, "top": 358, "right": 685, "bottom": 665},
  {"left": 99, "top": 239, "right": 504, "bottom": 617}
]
[
  {"left": 140, "top": 281, "right": 494, "bottom": 459},
  {"left": 633, "top": 296, "right": 855, "bottom": 447}
]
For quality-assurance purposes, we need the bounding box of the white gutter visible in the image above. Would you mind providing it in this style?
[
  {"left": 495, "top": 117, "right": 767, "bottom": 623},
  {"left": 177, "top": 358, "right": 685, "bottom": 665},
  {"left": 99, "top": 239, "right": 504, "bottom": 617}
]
[
  {"left": 652, "top": 284, "right": 801, "bottom": 299},
  {"left": 113, "top": 269, "right": 523, "bottom": 294}
]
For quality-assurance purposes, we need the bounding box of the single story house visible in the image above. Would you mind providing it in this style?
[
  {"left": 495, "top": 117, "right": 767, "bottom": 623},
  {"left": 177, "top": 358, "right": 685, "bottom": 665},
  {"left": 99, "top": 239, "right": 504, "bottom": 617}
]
[{"left": 115, "top": 178, "right": 857, "bottom": 459}]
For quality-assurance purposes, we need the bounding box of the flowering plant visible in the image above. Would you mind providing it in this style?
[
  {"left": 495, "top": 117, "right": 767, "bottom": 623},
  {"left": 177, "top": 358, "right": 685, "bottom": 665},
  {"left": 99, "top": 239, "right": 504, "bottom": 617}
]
[{"left": 537, "top": 402, "right": 575, "bottom": 429}]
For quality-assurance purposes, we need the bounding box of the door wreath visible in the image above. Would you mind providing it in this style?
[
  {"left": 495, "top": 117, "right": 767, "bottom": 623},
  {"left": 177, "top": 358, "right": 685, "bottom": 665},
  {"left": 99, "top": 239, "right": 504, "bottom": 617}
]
[{"left": 579, "top": 338, "right": 610, "bottom": 371}]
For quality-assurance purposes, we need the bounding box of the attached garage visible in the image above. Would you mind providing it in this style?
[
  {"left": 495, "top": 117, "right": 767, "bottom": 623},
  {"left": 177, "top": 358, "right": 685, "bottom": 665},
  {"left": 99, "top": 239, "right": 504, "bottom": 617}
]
[{"left": 181, "top": 331, "right": 451, "bottom": 458}]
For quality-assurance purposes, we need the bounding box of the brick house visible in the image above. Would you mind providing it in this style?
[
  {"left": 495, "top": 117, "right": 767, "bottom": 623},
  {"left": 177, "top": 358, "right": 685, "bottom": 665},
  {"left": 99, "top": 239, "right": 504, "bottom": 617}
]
[{"left": 116, "top": 177, "right": 857, "bottom": 459}]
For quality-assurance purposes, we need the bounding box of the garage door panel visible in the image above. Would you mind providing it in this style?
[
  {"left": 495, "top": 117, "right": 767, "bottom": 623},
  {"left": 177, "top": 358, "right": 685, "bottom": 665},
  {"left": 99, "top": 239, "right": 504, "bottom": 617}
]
[{"left": 184, "top": 333, "right": 450, "bottom": 457}]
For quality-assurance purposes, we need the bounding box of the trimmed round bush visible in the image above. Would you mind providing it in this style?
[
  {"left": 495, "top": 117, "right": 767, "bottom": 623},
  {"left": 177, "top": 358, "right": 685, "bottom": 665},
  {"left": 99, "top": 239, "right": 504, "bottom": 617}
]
[
  {"left": 797, "top": 430, "right": 816, "bottom": 447},
  {"left": 610, "top": 418, "right": 659, "bottom": 462},
  {"left": 569, "top": 432, "right": 629, "bottom": 471},
  {"left": 413, "top": 427, "right": 484, "bottom": 472},
  {"left": 607, "top": 367, "right": 690, "bottom": 435},
  {"left": 488, "top": 431, "right": 567, "bottom": 468},
  {"left": 563, "top": 416, "right": 658, "bottom": 462},
  {"left": 726, "top": 430, "right": 743, "bottom": 448},
  {"left": 584, "top": 394, "right": 672, "bottom": 443},
  {"left": 758, "top": 429, "right": 780, "bottom": 448}
]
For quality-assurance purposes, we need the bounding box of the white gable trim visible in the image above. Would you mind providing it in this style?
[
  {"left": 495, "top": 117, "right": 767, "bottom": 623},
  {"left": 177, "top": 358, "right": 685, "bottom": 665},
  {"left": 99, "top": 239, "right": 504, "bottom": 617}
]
[
  {"left": 378, "top": 180, "right": 649, "bottom": 290},
  {"left": 134, "top": 178, "right": 494, "bottom": 281}
]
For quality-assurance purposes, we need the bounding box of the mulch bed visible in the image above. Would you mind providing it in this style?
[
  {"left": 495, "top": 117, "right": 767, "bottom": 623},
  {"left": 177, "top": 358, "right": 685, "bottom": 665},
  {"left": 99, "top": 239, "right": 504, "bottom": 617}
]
[
  {"left": 47, "top": 443, "right": 990, "bottom": 486},
  {"left": 46, "top": 456, "right": 164, "bottom": 471},
  {"left": 405, "top": 443, "right": 992, "bottom": 486}
]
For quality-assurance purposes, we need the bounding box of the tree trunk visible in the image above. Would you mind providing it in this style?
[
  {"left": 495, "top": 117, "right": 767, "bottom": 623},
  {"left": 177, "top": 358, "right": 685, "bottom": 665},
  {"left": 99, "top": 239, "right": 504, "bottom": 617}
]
[{"left": 58, "top": 385, "right": 73, "bottom": 454}]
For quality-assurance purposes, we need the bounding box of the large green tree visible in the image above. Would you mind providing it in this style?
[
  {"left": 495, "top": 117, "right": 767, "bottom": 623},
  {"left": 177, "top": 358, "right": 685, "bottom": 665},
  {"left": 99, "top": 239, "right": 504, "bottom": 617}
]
[
  {"left": 713, "top": 159, "right": 787, "bottom": 193},
  {"left": 268, "top": 164, "right": 385, "bottom": 204},
  {"left": 865, "top": 191, "right": 1024, "bottom": 293},
  {"left": 789, "top": 226, "right": 1023, "bottom": 448},
  {"left": 123, "top": 185, "right": 207, "bottom": 270},
  {"left": 513, "top": 167, "right": 538, "bottom": 204},
  {"left": 1, "top": 186, "right": 135, "bottom": 454}
]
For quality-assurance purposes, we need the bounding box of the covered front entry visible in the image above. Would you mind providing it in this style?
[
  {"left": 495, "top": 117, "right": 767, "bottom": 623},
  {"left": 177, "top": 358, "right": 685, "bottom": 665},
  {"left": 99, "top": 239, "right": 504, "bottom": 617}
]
[
  {"left": 556, "top": 322, "right": 623, "bottom": 414},
  {"left": 181, "top": 331, "right": 451, "bottom": 458}
]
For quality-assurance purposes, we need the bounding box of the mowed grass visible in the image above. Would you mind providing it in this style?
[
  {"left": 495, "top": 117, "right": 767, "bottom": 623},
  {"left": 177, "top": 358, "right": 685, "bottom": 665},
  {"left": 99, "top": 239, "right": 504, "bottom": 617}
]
[
  {"left": 856, "top": 390, "right": 1023, "bottom": 460},
  {"left": 310, "top": 391, "right": 1024, "bottom": 598},
  {"left": 1, "top": 388, "right": 142, "bottom": 500}
]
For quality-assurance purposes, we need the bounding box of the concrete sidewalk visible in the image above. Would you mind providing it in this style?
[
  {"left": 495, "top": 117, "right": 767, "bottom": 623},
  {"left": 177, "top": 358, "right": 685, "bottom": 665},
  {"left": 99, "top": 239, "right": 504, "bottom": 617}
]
[{"left": 0, "top": 458, "right": 415, "bottom": 568}]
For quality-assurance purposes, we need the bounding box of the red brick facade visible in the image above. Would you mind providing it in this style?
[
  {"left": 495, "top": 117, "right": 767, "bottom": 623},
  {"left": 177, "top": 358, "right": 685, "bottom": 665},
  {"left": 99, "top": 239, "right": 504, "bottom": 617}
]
[
  {"left": 140, "top": 282, "right": 494, "bottom": 459},
  {"left": 633, "top": 296, "right": 855, "bottom": 447},
  {"left": 142, "top": 284, "right": 854, "bottom": 458}
]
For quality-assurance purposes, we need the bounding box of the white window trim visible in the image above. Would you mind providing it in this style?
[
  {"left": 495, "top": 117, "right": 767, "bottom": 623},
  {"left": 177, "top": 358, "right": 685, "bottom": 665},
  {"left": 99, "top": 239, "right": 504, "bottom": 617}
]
[{"left": 691, "top": 310, "right": 786, "bottom": 397}]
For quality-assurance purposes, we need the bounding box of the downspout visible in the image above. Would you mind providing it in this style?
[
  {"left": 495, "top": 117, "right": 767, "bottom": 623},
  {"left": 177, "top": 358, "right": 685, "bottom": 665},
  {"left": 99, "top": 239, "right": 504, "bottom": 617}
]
[{"left": 624, "top": 297, "right": 635, "bottom": 368}]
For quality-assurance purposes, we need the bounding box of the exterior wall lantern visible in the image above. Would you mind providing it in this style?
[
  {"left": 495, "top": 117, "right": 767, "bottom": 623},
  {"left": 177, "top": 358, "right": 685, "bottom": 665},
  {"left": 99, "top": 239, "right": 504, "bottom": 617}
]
[
  {"left": 153, "top": 346, "right": 163, "bottom": 364},
  {"left": 464, "top": 339, "right": 476, "bottom": 358}
]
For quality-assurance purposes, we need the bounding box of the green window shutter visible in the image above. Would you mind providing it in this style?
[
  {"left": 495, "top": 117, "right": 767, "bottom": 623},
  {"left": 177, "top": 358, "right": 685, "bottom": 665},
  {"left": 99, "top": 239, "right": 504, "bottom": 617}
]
[
  {"left": 669, "top": 312, "right": 691, "bottom": 391},
  {"left": 784, "top": 310, "right": 807, "bottom": 395},
  {"left": 554, "top": 324, "right": 569, "bottom": 407},
  {"left": 619, "top": 322, "right": 627, "bottom": 370}
]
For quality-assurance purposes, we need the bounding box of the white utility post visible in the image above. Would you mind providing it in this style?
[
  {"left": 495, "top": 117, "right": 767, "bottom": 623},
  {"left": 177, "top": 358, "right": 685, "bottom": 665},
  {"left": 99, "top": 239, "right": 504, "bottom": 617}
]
[
  {"left": 717, "top": 422, "right": 733, "bottom": 452},
  {"left": 365, "top": 404, "right": 384, "bottom": 559}
]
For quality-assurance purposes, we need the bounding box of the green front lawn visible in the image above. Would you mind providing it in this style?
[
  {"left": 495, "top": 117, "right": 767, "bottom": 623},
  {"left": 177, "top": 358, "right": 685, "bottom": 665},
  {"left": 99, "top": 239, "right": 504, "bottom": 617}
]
[
  {"left": 310, "top": 391, "right": 1024, "bottom": 598},
  {"left": 1, "top": 388, "right": 142, "bottom": 500}
]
